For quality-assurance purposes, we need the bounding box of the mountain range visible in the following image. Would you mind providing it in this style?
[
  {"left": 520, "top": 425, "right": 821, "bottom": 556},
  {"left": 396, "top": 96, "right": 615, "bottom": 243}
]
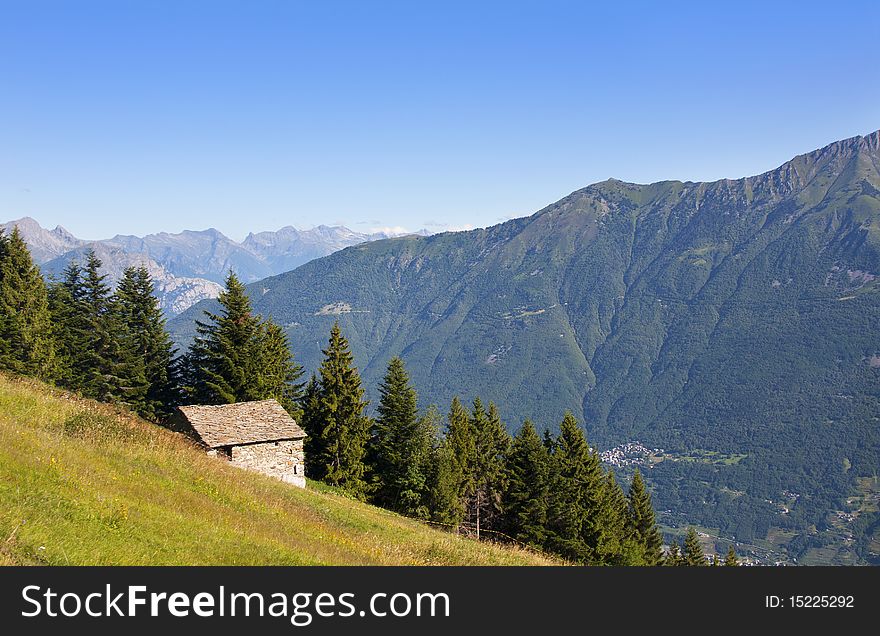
[
  {"left": 0, "top": 218, "right": 425, "bottom": 314},
  {"left": 171, "top": 130, "right": 880, "bottom": 564}
]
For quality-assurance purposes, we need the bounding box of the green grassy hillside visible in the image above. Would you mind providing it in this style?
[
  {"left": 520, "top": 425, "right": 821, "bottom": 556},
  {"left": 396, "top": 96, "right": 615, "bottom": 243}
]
[{"left": 0, "top": 374, "right": 554, "bottom": 566}]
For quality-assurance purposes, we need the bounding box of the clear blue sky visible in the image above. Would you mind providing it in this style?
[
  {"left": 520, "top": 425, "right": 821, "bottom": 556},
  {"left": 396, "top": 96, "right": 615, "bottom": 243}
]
[{"left": 1, "top": 0, "right": 878, "bottom": 240}]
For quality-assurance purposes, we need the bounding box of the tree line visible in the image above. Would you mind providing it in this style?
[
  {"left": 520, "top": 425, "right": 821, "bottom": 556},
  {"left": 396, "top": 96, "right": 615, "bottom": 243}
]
[
  {"left": 0, "top": 227, "right": 300, "bottom": 422},
  {"left": 0, "top": 226, "right": 736, "bottom": 565},
  {"left": 298, "top": 321, "right": 734, "bottom": 565}
]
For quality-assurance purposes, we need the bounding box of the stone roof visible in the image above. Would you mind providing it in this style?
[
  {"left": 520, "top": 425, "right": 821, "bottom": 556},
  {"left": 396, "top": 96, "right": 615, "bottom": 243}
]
[{"left": 177, "top": 400, "right": 305, "bottom": 448}]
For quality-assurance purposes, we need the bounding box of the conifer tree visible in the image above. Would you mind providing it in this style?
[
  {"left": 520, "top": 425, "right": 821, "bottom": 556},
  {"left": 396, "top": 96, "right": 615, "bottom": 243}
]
[
  {"left": 427, "top": 437, "right": 466, "bottom": 527},
  {"left": 683, "top": 527, "right": 708, "bottom": 566},
  {"left": 445, "top": 396, "right": 476, "bottom": 523},
  {"left": 78, "top": 250, "right": 141, "bottom": 403},
  {"left": 184, "top": 271, "right": 304, "bottom": 420},
  {"left": 542, "top": 428, "right": 555, "bottom": 453},
  {"left": 185, "top": 271, "right": 262, "bottom": 404},
  {"left": 300, "top": 374, "right": 324, "bottom": 478},
  {"left": 664, "top": 542, "right": 683, "bottom": 566},
  {"left": 401, "top": 406, "right": 442, "bottom": 519},
  {"left": 468, "top": 399, "right": 510, "bottom": 537},
  {"left": 0, "top": 227, "right": 56, "bottom": 378},
  {"left": 47, "top": 262, "right": 86, "bottom": 388},
  {"left": 596, "top": 471, "right": 645, "bottom": 565},
  {"left": 368, "top": 357, "right": 418, "bottom": 503},
  {"left": 255, "top": 321, "right": 304, "bottom": 419},
  {"left": 115, "top": 266, "right": 177, "bottom": 419},
  {"left": 545, "top": 411, "right": 604, "bottom": 563},
  {"left": 627, "top": 469, "right": 664, "bottom": 565},
  {"left": 502, "top": 420, "right": 550, "bottom": 548},
  {"left": 307, "top": 322, "right": 371, "bottom": 498},
  {"left": 367, "top": 357, "right": 433, "bottom": 516},
  {"left": 724, "top": 545, "right": 739, "bottom": 566}
]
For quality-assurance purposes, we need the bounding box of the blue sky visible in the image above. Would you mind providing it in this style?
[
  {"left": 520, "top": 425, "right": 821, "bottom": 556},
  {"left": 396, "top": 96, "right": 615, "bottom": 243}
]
[{"left": 1, "top": 0, "right": 878, "bottom": 240}]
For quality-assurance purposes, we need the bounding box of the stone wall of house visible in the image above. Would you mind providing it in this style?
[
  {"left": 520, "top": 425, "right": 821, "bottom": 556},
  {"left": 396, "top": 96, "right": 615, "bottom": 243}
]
[{"left": 220, "top": 439, "right": 306, "bottom": 488}]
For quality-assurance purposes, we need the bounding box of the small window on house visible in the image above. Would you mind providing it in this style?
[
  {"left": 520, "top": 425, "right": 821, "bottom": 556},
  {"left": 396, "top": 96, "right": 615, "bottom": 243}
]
[
  {"left": 274, "top": 441, "right": 280, "bottom": 447},
  {"left": 219, "top": 446, "right": 232, "bottom": 460},
  {"left": 293, "top": 465, "right": 297, "bottom": 475}
]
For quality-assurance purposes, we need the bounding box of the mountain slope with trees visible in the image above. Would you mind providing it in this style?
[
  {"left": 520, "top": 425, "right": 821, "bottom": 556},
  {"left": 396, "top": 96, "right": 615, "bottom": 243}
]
[
  {"left": 1, "top": 230, "right": 667, "bottom": 565},
  {"left": 0, "top": 373, "right": 556, "bottom": 566},
  {"left": 171, "top": 130, "right": 880, "bottom": 562}
]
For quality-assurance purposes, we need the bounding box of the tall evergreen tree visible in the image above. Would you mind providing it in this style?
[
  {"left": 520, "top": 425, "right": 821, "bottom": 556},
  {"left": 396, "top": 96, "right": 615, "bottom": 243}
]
[
  {"left": 627, "top": 469, "right": 664, "bottom": 565},
  {"left": 185, "top": 271, "right": 304, "bottom": 420},
  {"left": 445, "top": 396, "right": 476, "bottom": 527},
  {"left": 426, "top": 437, "right": 466, "bottom": 527},
  {"left": 723, "top": 545, "right": 739, "bottom": 566},
  {"left": 683, "top": 527, "right": 708, "bottom": 566},
  {"left": 300, "top": 374, "right": 324, "bottom": 479},
  {"left": 502, "top": 420, "right": 550, "bottom": 548},
  {"left": 368, "top": 357, "right": 418, "bottom": 503},
  {"left": 185, "top": 271, "right": 262, "bottom": 404},
  {"left": 664, "top": 542, "right": 683, "bottom": 566},
  {"left": 47, "top": 261, "right": 86, "bottom": 388},
  {"left": 468, "top": 399, "right": 510, "bottom": 537},
  {"left": 307, "top": 322, "right": 371, "bottom": 498},
  {"left": 77, "top": 250, "right": 141, "bottom": 403},
  {"left": 0, "top": 227, "right": 56, "bottom": 378},
  {"left": 542, "top": 428, "right": 555, "bottom": 453},
  {"left": 367, "top": 357, "right": 433, "bottom": 516},
  {"left": 401, "top": 406, "right": 442, "bottom": 519},
  {"left": 255, "top": 321, "right": 304, "bottom": 419},
  {"left": 545, "top": 411, "right": 605, "bottom": 563},
  {"left": 115, "top": 266, "right": 177, "bottom": 419},
  {"left": 596, "top": 471, "right": 645, "bottom": 565}
]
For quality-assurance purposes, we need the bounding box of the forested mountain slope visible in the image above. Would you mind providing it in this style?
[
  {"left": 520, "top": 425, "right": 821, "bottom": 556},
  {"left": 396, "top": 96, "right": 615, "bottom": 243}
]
[{"left": 172, "top": 131, "right": 880, "bottom": 562}]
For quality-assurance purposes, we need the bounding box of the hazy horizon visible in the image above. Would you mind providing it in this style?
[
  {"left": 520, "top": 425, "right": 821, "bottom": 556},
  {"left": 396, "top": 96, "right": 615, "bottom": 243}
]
[{"left": 2, "top": 214, "right": 440, "bottom": 244}]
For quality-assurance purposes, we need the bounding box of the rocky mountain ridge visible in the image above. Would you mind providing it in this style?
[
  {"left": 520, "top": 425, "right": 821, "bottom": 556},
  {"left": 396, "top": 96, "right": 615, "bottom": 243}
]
[{"left": 0, "top": 219, "right": 426, "bottom": 314}]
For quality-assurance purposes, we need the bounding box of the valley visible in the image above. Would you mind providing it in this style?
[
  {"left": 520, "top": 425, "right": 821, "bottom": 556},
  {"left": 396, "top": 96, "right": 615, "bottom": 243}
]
[{"left": 168, "top": 130, "right": 880, "bottom": 564}]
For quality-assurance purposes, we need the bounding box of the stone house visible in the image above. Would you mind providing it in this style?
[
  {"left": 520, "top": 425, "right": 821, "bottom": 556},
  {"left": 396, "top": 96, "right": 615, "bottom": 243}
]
[{"left": 172, "top": 399, "right": 306, "bottom": 488}]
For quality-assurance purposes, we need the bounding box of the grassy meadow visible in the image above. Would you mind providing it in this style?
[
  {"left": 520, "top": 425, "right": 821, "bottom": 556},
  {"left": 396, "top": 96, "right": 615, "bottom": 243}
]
[{"left": 0, "top": 373, "right": 555, "bottom": 566}]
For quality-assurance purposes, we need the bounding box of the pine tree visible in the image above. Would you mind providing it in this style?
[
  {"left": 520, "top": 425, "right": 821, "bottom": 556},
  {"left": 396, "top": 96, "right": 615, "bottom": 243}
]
[
  {"left": 427, "top": 437, "right": 466, "bottom": 527},
  {"left": 664, "top": 542, "right": 683, "bottom": 566},
  {"left": 683, "top": 527, "right": 708, "bottom": 566},
  {"left": 367, "top": 357, "right": 432, "bottom": 516},
  {"left": 184, "top": 271, "right": 304, "bottom": 421},
  {"left": 300, "top": 374, "right": 324, "bottom": 479},
  {"left": 47, "top": 262, "right": 86, "bottom": 388},
  {"left": 542, "top": 428, "right": 555, "bottom": 453},
  {"left": 627, "top": 469, "right": 664, "bottom": 565},
  {"left": 545, "top": 411, "right": 604, "bottom": 563},
  {"left": 309, "top": 322, "right": 371, "bottom": 498},
  {"left": 724, "top": 545, "right": 739, "bottom": 566},
  {"left": 502, "top": 420, "right": 550, "bottom": 548},
  {"left": 185, "top": 271, "right": 262, "bottom": 404},
  {"left": 76, "top": 250, "right": 140, "bottom": 402},
  {"left": 368, "top": 357, "right": 418, "bottom": 504},
  {"left": 445, "top": 396, "right": 476, "bottom": 528},
  {"left": 114, "top": 266, "right": 177, "bottom": 419},
  {"left": 255, "top": 321, "right": 304, "bottom": 419},
  {"left": 402, "top": 406, "right": 442, "bottom": 519},
  {"left": 0, "top": 227, "right": 56, "bottom": 378},
  {"left": 469, "top": 399, "right": 510, "bottom": 537},
  {"left": 595, "top": 471, "right": 645, "bottom": 565}
]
